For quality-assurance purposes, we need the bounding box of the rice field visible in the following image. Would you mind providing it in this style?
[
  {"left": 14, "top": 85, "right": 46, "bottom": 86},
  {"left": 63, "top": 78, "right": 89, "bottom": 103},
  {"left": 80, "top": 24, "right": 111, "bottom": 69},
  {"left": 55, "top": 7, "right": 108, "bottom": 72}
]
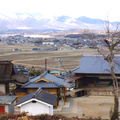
[{"left": 0, "top": 42, "right": 98, "bottom": 72}]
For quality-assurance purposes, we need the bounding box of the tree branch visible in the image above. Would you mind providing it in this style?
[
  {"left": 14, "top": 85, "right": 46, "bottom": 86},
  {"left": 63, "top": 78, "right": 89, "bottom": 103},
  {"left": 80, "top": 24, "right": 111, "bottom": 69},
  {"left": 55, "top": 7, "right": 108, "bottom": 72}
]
[
  {"left": 104, "top": 38, "right": 111, "bottom": 49},
  {"left": 112, "top": 38, "right": 120, "bottom": 50},
  {"left": 98, "top": 49, "right": 109, "bottom": 62}
]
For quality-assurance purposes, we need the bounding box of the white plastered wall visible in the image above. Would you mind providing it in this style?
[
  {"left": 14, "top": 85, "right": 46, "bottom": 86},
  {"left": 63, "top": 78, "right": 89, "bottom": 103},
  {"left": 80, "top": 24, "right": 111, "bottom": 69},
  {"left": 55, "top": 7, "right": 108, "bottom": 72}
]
[{"left": 21, "top": 101, "right": 53, "bottom": 115}]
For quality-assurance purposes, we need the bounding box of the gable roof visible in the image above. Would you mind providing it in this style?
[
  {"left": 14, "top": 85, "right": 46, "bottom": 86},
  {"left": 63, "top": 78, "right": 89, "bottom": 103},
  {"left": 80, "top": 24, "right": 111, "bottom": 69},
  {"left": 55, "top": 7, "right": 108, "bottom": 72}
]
[
  {"left": 22, "top": 71, "right": 71, "bottom": 88},
  {"left": 16, "top": 88, "right": 57, "bottom": 106},
  {"left": 70, "top": 55, "right": 120, "bottom": 74}
]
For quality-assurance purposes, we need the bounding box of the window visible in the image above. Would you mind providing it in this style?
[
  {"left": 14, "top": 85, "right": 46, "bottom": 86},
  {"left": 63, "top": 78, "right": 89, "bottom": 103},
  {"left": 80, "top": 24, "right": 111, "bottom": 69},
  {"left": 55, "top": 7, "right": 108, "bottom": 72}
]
[{"left": 32, "top": 100, "right": 36, "bottom": 103}]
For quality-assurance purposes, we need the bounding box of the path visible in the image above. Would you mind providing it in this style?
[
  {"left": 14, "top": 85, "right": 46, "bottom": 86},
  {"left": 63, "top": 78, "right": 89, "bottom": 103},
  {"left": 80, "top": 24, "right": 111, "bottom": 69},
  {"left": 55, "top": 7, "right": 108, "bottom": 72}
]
[{"left": 54, "top": 96, "right": 118, "bottom": 119}]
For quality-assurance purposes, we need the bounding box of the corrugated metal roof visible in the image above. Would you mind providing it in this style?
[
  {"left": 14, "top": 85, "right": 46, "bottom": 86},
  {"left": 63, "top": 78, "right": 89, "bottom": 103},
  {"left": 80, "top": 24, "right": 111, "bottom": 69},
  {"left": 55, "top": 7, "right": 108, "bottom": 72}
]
[
  {"left": 65, "top": 76, "right": 83, "bottom": 83},
  {"left": 50, "top": 71, "right": 59, "bottom": 74},
  {"left": 22, "top": 82, "right": 60, "bottom": 88},
  {"left": 70, "top": 55, "right": 120, "bottom": 74},
  {"left": 16, "top": 88, "right": 57, "bottom": 106},
  {"left": 0, "top": 96, "right": 18, "bottom": 104}
]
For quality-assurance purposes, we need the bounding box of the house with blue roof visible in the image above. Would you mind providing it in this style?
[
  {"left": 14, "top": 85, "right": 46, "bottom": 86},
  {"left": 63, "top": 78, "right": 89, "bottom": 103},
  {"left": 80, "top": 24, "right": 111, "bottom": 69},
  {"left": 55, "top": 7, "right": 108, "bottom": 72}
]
[
  {"left": 15, "top": 71, "right": 71, "bottom": 108},
  {"left": 69, "top": 55, "right": 120, "bottom": 96}
]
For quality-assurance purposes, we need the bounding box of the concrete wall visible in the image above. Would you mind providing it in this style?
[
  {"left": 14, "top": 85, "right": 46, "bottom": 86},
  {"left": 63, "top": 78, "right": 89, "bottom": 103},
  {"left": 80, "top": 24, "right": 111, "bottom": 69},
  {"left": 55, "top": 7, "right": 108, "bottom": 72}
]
[
  {"left": 21, "top": 101, "right": 53, "bottom": 115},
  {"left": 86, "top": 90, "right": 113, "bottom": 96},
  {"left": 4, "top": 103, "right": 14, "bottom": 113},
  {"left": 8, "top": 102, "right": 14, "bottom": 113}
]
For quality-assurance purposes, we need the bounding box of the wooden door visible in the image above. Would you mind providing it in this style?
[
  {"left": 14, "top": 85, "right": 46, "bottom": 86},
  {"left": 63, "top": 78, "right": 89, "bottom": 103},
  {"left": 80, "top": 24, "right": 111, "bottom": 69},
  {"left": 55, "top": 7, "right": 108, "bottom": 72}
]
[{"left": 0, "top": 106, "right": 5, "bottom": 113}]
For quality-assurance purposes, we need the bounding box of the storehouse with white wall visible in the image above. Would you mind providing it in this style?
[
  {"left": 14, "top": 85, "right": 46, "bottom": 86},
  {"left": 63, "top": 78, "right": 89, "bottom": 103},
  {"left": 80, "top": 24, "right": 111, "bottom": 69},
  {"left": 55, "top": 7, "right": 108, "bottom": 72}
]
[{"left": 16, "top": 88, "right": 57, "bottom": 115}]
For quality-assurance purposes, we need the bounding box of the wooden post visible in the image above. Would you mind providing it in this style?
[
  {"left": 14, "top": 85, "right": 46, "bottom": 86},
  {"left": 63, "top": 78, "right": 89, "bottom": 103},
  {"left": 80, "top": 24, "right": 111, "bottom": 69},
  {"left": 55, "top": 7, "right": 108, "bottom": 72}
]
[
  {"left": 64, "top": 87, "right": 66, "bottom": 105},
  {"left": 94, "top": 78, "right": 96, "bottom": 87}
]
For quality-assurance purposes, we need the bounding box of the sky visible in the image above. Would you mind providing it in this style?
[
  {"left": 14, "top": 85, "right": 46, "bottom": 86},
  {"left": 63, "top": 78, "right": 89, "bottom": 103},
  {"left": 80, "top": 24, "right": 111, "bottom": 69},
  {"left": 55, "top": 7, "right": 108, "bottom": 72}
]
[{"left": 0, "top": 0, "right": 120, "bottom": 22}]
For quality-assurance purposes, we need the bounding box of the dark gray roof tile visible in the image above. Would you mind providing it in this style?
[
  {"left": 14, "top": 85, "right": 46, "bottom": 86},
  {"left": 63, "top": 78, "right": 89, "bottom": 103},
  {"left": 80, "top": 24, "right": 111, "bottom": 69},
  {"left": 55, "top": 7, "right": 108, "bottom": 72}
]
[
  {"left": 16, "top": 88, "right": 57, "bottom": 106},
  {"left": 22, "top": 82, "right": 60, "bottom": 88},
  {"left": 70, "top": 55, "right": 120, "bottom": 74},
  {"left": 22, "top": 71, "right": 71, "bottom": 88}
]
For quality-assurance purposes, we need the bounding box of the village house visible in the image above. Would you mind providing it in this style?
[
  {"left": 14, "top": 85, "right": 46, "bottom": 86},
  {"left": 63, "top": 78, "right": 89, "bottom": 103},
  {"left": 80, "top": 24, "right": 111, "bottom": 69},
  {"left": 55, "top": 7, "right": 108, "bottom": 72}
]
[
  {"left": 0, "top": 60, "right": 28, "bottom": 113},
  {"left": 15, "top": 71, "right": 71, "bottom": 108},
  {"left": 16, "top": 87, "right": 57, "bottom": 115},
  {"left": 42, "top": 42, "right": 54, "bottom": 45},
  {"left": 68, "top": 55, "right": 120, "bottom": 97}
]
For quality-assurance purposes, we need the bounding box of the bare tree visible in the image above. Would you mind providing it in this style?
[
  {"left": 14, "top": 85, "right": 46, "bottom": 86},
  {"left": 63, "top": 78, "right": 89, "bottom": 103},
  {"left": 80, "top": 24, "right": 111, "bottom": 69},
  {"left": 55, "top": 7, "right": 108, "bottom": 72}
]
[{"left": 98, "top": 20, "right": 120, "bottom": 119}]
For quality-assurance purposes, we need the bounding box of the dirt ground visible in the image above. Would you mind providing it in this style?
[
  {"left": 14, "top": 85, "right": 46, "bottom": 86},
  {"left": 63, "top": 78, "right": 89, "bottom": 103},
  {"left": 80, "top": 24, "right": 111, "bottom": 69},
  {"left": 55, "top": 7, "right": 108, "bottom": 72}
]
[{"left": 54, "top": 96, "right": 119, "bottom": 119}]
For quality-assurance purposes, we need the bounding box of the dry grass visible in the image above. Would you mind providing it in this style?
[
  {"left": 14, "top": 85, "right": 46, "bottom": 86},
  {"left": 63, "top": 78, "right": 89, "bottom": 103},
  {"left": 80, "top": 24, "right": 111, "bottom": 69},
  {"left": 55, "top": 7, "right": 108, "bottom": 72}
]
[{"left": 0, "top": 42, "right": 98, "bottom": 71}]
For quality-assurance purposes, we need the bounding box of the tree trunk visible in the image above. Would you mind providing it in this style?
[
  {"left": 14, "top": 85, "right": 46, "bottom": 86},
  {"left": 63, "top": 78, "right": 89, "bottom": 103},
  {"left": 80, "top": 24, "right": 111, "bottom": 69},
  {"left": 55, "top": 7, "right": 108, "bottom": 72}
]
[
  {"left": 109, "top": 60, "right": 119, "bottom": 119},
  {"left": 114, "top": 90, "right": 119, "bottom": 114}
]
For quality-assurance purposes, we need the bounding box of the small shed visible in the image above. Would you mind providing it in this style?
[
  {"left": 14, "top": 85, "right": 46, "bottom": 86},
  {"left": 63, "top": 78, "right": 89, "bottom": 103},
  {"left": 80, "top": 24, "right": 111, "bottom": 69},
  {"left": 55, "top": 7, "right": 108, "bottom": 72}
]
[
  {"left": 0, "top": 96, "right": 18, "bottom": 113},
  {"left": 16, "top": 88, "right": 57, "bottom": 115},
  {"left": 50, "top": 71, "right": 59, "bottom": 76}
]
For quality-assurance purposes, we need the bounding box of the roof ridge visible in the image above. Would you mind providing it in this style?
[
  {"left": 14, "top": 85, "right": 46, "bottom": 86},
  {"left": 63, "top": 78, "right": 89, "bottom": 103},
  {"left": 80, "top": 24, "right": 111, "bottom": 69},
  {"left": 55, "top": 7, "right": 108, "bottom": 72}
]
[
  {"left": 52, "top": 81, "right": 62, "bottom": 87},
  {"left": 41, "top": 71, "right": 48, "bottom": 78},
  {"left": 22, "top": 81, "right": 31, "bottom": 87},
  {"left": 35, "top": 87, "right": 42, "bottom": 97},
  {"left": 69, "top": 66, "right": 79, "bottom": 72}
]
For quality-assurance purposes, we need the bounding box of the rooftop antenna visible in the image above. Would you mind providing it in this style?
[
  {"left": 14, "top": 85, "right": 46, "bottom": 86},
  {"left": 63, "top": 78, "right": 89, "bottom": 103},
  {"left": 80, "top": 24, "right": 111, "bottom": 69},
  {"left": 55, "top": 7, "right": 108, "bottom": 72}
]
[{"left": 81, "top": 52, "right": 84, "bottom": 57}]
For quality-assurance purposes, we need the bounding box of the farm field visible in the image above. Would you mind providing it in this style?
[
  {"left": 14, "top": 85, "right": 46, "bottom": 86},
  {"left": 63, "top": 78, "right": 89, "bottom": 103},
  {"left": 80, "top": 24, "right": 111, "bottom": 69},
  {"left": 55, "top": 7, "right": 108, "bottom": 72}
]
[{"left": 0, "top": 42, "right": 98, "bottom": 71}]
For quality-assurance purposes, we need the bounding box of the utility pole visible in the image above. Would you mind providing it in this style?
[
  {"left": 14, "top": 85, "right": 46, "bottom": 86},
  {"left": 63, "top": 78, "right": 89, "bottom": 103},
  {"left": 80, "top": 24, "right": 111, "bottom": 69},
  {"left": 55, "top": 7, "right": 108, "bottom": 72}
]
[
  {"left": 58, "top": 59, "right": 62, "bottom": 75},
  {"left": 45, "top": 59, "right": 47, "bottom": 71}
]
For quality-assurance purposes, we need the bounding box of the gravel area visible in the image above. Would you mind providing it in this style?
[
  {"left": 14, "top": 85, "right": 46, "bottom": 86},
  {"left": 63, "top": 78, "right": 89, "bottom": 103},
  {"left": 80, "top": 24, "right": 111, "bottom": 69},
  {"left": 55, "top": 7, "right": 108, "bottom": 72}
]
[{"left": 54, "top": 96, "right": 119, "bottom": 119}]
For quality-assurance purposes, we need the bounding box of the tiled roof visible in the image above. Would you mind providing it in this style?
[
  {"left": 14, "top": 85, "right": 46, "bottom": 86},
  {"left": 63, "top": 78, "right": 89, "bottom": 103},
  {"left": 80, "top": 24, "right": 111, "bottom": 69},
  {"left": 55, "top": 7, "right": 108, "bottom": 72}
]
[
  {"left": 16, "top": 88, "right": 57, "bottom": 106},
  {"left": 22, "top": 71, "right": 71, "bottom": 88},
  {"left": 22, "top": 82, "right": 60, "bottom": 88},
  {"left": 70, "top": 55, "right": 120, "bottom": 74}
]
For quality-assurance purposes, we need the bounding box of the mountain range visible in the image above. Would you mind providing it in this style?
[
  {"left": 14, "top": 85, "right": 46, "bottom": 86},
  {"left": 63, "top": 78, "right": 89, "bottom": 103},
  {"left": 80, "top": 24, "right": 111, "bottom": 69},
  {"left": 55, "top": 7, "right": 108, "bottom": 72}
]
[{"left": 0, "top": 13, "right": 117, "bottom": 31}]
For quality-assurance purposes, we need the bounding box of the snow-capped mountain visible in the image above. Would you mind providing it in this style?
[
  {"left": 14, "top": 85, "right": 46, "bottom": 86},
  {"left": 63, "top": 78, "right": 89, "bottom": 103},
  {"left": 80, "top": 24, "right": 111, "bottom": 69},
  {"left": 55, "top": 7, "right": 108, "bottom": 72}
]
[{"left": 0, "top": 13, "right": 117, "bottom": 31}]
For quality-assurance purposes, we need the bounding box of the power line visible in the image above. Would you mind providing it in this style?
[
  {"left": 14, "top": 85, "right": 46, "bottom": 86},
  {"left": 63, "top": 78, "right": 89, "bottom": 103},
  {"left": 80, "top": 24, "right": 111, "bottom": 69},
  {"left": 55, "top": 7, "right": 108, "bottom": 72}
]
[{"left": 60, "top": 60, "right": 67, "bottom": 72}]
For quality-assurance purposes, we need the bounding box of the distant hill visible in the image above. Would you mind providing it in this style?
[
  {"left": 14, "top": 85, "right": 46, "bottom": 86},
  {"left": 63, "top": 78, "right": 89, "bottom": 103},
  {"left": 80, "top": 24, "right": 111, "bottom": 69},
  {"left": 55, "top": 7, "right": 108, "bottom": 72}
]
[{"left": 0, "top": 13, "right": 118, "bottom": 31}]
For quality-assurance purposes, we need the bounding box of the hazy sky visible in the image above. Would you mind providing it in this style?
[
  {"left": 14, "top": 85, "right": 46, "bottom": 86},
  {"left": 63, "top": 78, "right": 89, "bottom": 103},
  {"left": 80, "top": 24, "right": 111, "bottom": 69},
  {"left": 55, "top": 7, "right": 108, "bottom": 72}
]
[{"left": 0, "top": 0, "right": 120, "bottom": 21}]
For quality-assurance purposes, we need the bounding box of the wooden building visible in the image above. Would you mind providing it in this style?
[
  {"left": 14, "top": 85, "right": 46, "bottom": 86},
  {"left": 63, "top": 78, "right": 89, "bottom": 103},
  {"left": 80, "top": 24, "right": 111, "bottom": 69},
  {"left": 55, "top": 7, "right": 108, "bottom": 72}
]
[
  {"left": 69, "top": 55, "right": 120, "bottom": 96},
  {"left": 0, "top": 60, "right": 28, "bottom": 113},
  {"left": 15, "top": 71, "right": 71, "bottom": 108}
]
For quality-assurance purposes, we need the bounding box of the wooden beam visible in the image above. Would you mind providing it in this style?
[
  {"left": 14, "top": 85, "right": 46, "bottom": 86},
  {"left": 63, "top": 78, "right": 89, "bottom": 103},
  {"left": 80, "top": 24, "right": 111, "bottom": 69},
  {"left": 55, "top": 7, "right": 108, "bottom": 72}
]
[{"left": 64, "top": 87, "right": 65, "bottom": 105}]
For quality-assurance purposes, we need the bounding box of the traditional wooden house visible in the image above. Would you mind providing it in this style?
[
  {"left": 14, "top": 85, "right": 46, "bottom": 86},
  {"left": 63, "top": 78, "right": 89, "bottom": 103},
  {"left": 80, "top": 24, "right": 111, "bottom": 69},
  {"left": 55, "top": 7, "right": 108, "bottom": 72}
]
[
  {"left": 15, "top": 71, "right": 71, "bottom": 108},
  {"left": 0, "top": 60, "right": 28, "bottom": 113},
  {"left": 16, "top": 88, "right": 57, "bottom": 115},
  {"left": 69, "top": 55, "right": 120, "bottom": 96}
]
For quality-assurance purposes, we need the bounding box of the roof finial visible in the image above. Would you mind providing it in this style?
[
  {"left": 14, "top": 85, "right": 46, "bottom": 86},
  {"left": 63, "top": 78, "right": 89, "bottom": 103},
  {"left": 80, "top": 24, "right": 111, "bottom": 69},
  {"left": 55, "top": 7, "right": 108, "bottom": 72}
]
[{"left": 81, "top": 52, "right": 84, "bottom": 57}]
